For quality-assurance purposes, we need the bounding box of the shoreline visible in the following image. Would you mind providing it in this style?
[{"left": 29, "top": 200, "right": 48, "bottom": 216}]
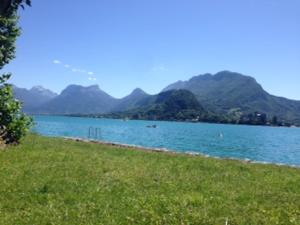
[
  {"left": 62, "top": 136, "right": 300, "bottom": 169},
  {"left": 32, "top": 114, "right": 299, "bottom": 128}
]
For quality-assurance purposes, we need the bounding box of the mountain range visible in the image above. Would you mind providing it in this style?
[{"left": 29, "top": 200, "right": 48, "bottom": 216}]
[
  {"left": 163, "top": 71, "right": 300, "bottom": 123},
  {"left": 105, "top": 89, "right": 208, "bottom": 121},
  {"left": 13, "top": 85, "right": 58, "bottom": 112},
  {"left": 13, "top": 71, "right": 300, "bottom": 125},
  {"left": 13, "top": 84, "right": 152, "bottom": 114}
]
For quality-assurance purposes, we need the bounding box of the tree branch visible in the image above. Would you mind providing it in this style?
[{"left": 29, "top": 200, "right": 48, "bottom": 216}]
[{"left": 0, "top": 0, "right": 12, "bottom": 15}]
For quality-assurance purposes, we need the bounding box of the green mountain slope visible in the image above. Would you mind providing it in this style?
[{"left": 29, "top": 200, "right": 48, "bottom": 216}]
[
  {"left": 112, "top": 88, "right": 150, "bottom": 112},
  {"left": 106, "top": 89, "right": 208, "bottom": 121},
  {"left": 163, "top": 71, "right": 300, "bottom": 123}
]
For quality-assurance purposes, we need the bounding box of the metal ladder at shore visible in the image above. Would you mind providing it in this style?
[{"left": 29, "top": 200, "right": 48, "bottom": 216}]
[{"left": 88, "top": 127, "right": 102, "bottom": 140}]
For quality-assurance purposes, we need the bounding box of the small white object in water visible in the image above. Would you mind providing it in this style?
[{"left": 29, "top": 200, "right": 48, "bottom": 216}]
[{"left": 219, "top": 132, "right": 224, "bottom": 138}]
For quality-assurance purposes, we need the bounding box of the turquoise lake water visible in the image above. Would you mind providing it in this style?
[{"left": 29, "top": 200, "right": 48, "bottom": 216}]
[{"left": 33, "top": 115, "right": 300, "bottom": 166}]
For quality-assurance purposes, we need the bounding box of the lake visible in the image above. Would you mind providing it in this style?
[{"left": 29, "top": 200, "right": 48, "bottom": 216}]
[{"left": 33, "top": 115, "right": 300, "bottom": 166}]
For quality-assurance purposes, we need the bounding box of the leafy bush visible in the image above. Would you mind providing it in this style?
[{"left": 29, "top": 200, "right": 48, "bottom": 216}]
[
  {"left": 0, "top": 74, "right": 32, "bottom": 144},
  {"left": 0, "top": 1, "right": 32, "bottom": 145}
]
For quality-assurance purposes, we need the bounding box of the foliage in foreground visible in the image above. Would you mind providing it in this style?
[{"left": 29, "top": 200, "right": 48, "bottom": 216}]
[
  {"left": 0, "top": 134, "right": 299, "bottom": 225},
  {"left": 0, "top": 0, "right": 31, "bottom": 144}
]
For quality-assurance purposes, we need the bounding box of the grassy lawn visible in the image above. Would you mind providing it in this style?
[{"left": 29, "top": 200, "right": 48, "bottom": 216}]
[{"left": 0, "top": 134, "right": 300, "bottom": 225}]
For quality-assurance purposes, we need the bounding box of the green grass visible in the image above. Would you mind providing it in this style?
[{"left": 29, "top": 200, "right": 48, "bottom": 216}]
[{"left": 0, "top": 134, "right": 300, "bottom": 225}]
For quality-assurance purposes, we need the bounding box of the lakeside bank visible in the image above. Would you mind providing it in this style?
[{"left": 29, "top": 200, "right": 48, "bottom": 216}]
[
  {"left": 63, "top": 136, "right": 300, "bottom": 169},
  {"left": 1, "top": 134, "right": 299, "bottom": 224}
]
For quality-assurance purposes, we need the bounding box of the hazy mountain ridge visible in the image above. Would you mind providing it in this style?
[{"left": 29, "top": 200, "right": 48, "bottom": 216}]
[
  {"left": 13, "top": 71, "right": 300, "bottom": 125},
  {"left": 112, "top": 88, "right": 151, "bottom": 112},
  {"left": 18, "top": 85, "right": 152, "bottom": 115},
  {"left": 36, "top": 85, "right": 117, "bottom": 114},
  {"left": 13, "top": 85, "right": 58, "bottom": 112}
]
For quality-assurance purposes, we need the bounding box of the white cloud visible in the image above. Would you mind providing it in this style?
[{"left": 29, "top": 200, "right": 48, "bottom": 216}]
[
  {"left": 53, "top": 59, "right": 97, "bottom": 80},
  {"left": 53, "top": 60, "right": 61, "bottom": 64}
]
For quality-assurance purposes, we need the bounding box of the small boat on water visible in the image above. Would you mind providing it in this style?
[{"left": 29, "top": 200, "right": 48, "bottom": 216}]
[{"left": 146, "top": 125, "right": 157, "bottom": 128}]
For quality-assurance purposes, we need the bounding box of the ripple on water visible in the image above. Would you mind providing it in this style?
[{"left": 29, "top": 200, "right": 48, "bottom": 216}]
[{"left": 33, "top": 116, "right": 300, "bottom": 166}]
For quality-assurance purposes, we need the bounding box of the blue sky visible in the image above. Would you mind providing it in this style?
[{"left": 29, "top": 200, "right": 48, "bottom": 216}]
[{"left": 4, "top": 0, "right": 300, "bottom": 99}]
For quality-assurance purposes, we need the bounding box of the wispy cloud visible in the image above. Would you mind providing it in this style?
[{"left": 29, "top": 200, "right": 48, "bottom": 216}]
[
  {"left": 52, "top": 59, "right": 97, "bottom": 81},
  {"left": 53, "top": 60, "right": 61, "bottom": 64},
  {"left": 152, "top": 65, "right": 168, "bottom": 72}
]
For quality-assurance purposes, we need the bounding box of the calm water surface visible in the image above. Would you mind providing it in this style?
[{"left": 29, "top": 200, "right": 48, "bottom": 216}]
[{"left": 33, "top": 115, "right": 300, "bottom": 166}]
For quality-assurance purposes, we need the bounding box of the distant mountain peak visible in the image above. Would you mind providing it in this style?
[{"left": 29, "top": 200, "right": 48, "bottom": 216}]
[
  {"left": 87, "top": 84, "right": 100, "bottom": 89},
  {"left": 64, "top": 84, "right": 100, "bottom": 90},
  {"left": 13, "top": 85, "right": 57, "bottom": 112},
  {"left": 30, "top": 85, "right": 57, "bottom": 97},
  {"left": 62, "top": 84, "right": 101, "bottom": 93},
  {"left": 109, "top": 88, "right": 150, "bottom": 112},
  {"left": 161, "top": 71, "right": 300, "bottom": 123},
  {"left": 85, "top": 84, "right": 103, "bottom": 93},
  {"left": 38, "top": 84, "right": 116, "bottom": 114},
  {"left": 213, "top": 70, "right": 252, "bottom": 80},
  {"left": 117, "top": 89, "right": 205, "bottom": 121},
  {"left": 65, "top": 84, "right": 83, "bottom": 89},
  {"left": 131, "top": 88, "right": 146, "bottom": 96},
  {"left": 215, "top": 70, "right": 235, "bottom": 75},
  {"left": 164, "top": 71, "right": 257, "bottom": 92},
  {"left": 188, "top": 71, "right": 251, "bottom": 83},
  {"left": 31, "top": 85, "right": 46, "bottom": 91}
]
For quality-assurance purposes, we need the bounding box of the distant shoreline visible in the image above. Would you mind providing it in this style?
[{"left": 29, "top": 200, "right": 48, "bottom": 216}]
[{"left": 31, "top": 114, "right": 299, "bottom": 128}]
